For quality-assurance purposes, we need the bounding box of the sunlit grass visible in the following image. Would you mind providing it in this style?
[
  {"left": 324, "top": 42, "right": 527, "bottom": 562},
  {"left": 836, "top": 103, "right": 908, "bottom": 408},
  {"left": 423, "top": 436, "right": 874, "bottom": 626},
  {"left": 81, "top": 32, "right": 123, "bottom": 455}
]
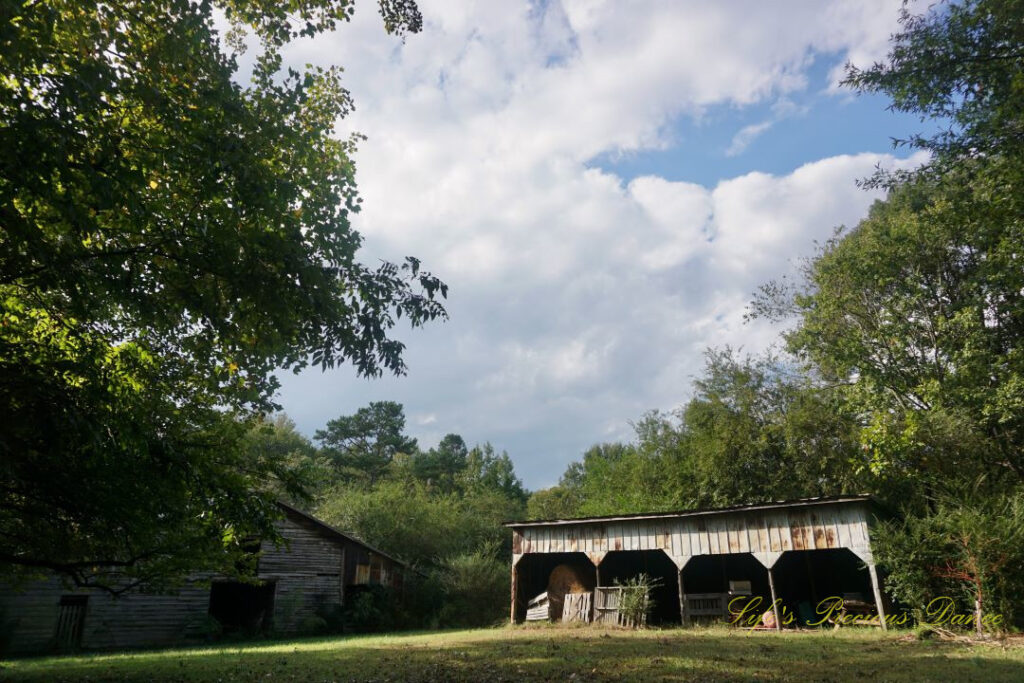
[{"left": 3, "top": 624, "right": 1023, "bottom": 681}]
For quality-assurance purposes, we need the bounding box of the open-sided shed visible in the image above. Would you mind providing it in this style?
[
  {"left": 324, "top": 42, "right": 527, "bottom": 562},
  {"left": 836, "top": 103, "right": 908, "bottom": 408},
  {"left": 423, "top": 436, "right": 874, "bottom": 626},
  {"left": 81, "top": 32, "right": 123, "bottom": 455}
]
[{"left": 505, "top": 495, "right": 888, "bottom": 629}]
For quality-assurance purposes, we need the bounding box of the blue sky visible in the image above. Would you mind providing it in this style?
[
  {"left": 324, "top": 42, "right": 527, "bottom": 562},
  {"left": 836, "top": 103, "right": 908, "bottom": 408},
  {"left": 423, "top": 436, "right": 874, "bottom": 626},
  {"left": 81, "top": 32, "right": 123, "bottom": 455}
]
[
  {"left": 273, "top": 0, "right": 930, "bottom": 490},
  {"left": 595, "top": 57, "right": 934, "bottom": 187}
]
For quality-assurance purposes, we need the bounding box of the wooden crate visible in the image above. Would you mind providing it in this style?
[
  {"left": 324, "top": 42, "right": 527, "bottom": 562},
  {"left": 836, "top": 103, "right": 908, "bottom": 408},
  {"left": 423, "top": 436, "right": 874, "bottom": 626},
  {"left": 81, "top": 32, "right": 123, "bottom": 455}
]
[
  {"left": 683, "top": 592, "right": 728, "bottom": 619},
  {"left": 594, "top": 586, "right": 648, "bottom": 627},
  {"left": 525, "top": 591, "right": 551, "bottom": 621},
  {"left": 561, "top": 592, "right": 592, "bottom": 623}
]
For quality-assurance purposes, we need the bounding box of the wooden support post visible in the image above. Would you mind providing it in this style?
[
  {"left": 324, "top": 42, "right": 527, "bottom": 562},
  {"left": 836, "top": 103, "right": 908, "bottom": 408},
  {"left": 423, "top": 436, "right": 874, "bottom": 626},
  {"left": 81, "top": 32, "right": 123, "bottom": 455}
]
[
  {"left": 510, "top": 561, "right": 519, "bottom": 625},
  {"left": 595, "top": 566, "right": 601, "bottom": 589},
  {"left": 677, "top": 567, "right": 688, "bottom": 626},
  {"left": 868, "top": 563, "right": 887, "bottom": 631},
  {"left": 766, "top": 565, "right": 781, "bottom": 632}
]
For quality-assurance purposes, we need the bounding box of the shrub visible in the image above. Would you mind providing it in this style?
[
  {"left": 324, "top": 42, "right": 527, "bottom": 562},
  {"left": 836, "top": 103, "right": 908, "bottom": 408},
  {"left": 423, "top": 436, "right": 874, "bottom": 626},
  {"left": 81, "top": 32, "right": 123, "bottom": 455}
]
[
  {"left": 436, "top": 545, "right": 507, "bottom": 628},
  {"left": 615, "top": 573, "right": 660, "bottom": 627},
  {"left": 342, "top": 585, "right": 399, "bottom": 632}
]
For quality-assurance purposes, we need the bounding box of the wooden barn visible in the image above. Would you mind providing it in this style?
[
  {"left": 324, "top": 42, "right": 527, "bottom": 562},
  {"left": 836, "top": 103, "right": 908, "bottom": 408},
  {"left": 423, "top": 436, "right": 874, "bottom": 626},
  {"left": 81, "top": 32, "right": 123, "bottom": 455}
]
[
  {"left": 506, "top": 495, "right": 889, "bottom": 629},
  {"left": 0, "top": 502, "right": 406, "bottom": 654}
]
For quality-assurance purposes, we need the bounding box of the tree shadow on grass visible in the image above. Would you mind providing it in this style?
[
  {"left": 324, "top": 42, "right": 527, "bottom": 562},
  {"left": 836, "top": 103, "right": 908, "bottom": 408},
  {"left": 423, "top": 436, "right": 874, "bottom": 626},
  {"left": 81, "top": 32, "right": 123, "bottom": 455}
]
[{"left": 4, "top": 628, "right": 1024, "bottom": 682}]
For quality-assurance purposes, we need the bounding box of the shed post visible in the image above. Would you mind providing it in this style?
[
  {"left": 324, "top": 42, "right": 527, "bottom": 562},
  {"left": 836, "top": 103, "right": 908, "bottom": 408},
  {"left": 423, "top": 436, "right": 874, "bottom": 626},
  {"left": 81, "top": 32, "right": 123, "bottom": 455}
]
[
  {"left": 868, "top": 562, "right": 888, "bottom": 631},
  {"left": 753, "top": 552, "right": 782, "bottom": 631},
  {"left": 677, "top": 567, "right": 687, "bottom": 626},
  {"left": 510, "top": 559, "right": 519, "bottom": 625},
  {"left": 766, "top": 565, "right": 781, "bottom": 632}
]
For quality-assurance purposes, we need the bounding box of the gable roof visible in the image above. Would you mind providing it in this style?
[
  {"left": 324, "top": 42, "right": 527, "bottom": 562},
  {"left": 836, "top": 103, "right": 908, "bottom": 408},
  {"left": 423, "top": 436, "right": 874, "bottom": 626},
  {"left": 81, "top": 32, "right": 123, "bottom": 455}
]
[{"left": 275, "top": 501, "right": 409, "bottom": 568}]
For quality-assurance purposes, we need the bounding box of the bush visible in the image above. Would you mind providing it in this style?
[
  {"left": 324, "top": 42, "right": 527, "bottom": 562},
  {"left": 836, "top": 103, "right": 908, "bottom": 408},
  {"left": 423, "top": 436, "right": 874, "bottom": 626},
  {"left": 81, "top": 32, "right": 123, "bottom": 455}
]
[
  {"left": 615, "top": 573, "right": 660, "bottom": 627},
  {"left": 297, "top": 615, "right": 329, "bottom": 635},
  {"left": 314, "top": 602, "right": 346, "bottom": 633},
  {"left": 185, "top": 614, "right": 223, "bottom": 641},
  {"left": 873, "top": 487, "right": 1024, "bottom": 632},
  {"left": 342, "top": 585, "right": 399, "bottom": 632},
  {"left": 436, "top": 545, "right": 508, "bottom": 628}
]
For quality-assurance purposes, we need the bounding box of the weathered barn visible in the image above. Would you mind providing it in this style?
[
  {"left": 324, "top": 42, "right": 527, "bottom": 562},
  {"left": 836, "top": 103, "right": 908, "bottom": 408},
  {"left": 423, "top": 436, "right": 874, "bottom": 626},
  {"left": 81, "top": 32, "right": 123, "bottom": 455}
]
[
  {"left": 506, "top": 495, "right": 888, "bottom": 629},
  {"left": 0, "top": 502, "right": 406, "bottom": 654}
]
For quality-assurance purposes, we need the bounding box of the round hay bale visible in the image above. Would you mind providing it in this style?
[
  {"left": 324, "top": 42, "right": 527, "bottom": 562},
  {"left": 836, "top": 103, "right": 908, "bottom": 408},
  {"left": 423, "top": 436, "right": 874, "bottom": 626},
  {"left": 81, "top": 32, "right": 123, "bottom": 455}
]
[{"left": 547, "top": 564, "right": 594, "bottom": 620}]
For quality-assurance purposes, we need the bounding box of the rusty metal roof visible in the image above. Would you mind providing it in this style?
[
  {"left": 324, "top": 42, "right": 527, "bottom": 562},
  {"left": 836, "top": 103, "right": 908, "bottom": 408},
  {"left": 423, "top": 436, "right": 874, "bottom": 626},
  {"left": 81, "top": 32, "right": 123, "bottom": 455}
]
[{"left": 503, "top": 494, "right": 873, "bottom": 528}]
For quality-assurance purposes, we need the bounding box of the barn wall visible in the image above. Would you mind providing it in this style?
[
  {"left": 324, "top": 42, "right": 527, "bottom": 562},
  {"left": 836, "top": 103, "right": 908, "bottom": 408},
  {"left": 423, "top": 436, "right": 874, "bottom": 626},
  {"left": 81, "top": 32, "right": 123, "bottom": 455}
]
[
  {"left": 1, "top": 508, "right": 407, "bottom": 654},
  {"left": 0, "top": 577, "right": 63, "bottom": 654},
  {"left": 0, "top": 576, "right": 211, "bottom": 654},
  {"left": 262, "top": 512, "right": 345, "bottom": 633},
  {"left": 512, "top": 501, "right": 872, "bottom": 566},
  {"left": 80, "top": 582, "right": 212, "bottom": 650}
]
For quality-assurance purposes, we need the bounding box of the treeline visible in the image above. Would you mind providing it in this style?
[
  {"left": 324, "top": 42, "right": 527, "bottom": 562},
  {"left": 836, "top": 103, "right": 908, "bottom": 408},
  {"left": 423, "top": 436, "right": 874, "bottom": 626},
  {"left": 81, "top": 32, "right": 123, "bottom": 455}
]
[
  {"left": 527, "top": 349, "right": 862, "bottom": 519},
  {"left": 531, "top": 0, "right": 1024, "bottom": 631},
  {"left": 249, "top": 403, "right": 527, "bottom": 628}
]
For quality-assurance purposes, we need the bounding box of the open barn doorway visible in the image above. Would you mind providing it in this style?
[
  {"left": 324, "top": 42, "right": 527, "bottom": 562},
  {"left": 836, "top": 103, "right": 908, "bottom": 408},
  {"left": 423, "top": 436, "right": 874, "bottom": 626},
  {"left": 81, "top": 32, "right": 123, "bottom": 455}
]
[
  {"left": 513, "top": 552, "right": 595, "bottom": 622},
  {"left": 598, "top": 550, "right": 680, "bottom": 625},
  {"left": 681, "top": 553, "right": 771, "bottom": 624},
  {"left": 208, "top": 581, "right": 276, "bottom": 635},
  {"left": 772, "top": 549, "right": 875, "bottom": 626}
]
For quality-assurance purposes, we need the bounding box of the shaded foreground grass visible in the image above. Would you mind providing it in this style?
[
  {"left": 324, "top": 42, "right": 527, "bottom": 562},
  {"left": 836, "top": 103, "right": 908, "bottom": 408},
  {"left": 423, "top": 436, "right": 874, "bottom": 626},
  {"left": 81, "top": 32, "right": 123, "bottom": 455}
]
[{"left": 3, "top": 625, "right": 1024, "bottom": 682}]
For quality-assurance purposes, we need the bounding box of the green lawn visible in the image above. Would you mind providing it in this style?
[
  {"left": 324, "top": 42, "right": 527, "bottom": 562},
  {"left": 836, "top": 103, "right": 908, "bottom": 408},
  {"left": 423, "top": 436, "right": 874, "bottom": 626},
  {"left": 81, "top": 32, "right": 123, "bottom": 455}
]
[{"left": 2, "top": 625, "right": 1023, "bottom": 682}]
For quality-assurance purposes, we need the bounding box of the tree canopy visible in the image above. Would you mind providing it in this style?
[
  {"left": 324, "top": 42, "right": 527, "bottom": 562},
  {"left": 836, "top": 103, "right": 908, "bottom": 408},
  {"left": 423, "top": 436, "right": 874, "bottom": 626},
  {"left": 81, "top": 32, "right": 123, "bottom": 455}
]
[{"left": 1, "top": 0, "right": 445, "bottom": 590}]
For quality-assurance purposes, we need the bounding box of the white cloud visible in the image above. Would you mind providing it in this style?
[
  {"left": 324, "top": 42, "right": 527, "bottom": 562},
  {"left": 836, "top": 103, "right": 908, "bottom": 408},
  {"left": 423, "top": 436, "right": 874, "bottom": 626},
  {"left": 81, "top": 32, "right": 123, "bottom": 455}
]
[
  {"left": 273, "top": 0, "right": 919, "bottom": 488},
  {"left": 726, "top": 121, "right": 774, "bottom": 157}
]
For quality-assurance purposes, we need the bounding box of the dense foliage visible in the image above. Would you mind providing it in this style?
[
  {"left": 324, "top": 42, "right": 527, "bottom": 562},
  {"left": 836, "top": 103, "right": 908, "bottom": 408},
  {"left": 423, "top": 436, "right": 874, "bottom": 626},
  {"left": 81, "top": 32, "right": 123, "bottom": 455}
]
[
  {"left": 528, "top": 349, "right": 865, "bottom": 518},
  {"left": 0, "top": 0, "right": 445, "bottom": 591},
  {"left": 251, "top": 403, "right": 527, "bottom": 629}
]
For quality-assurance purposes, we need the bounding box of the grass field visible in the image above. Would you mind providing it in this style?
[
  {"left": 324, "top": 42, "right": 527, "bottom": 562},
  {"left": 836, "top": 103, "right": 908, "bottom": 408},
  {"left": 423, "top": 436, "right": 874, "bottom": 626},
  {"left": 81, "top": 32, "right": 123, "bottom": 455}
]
[{"left": 3, "top": 625, "right": 1023, "bottom": 682}]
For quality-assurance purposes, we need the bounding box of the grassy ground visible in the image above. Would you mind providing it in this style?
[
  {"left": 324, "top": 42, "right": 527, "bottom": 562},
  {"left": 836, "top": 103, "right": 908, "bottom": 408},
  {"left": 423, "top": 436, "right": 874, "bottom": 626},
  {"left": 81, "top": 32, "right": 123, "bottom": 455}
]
[{"left": 2, "top": 624, "right": 1023, "bottom": 682}]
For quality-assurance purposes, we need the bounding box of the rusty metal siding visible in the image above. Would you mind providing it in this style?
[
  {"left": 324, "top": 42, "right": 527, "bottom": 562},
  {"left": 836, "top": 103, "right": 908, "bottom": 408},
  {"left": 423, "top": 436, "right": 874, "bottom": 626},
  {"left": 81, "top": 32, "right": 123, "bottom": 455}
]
[{"left": 510, "top": 501, "right": 872, "bottom": 566}]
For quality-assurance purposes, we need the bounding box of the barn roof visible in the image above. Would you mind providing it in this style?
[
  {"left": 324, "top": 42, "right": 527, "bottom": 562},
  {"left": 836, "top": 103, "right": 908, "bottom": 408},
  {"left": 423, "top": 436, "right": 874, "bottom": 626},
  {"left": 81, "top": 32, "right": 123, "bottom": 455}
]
[
  {"left": 276, "top": 501, "right": 409, "bottom": 568},
  {"left": 504, "top": 494, "right": 873, "bottom": 528}
]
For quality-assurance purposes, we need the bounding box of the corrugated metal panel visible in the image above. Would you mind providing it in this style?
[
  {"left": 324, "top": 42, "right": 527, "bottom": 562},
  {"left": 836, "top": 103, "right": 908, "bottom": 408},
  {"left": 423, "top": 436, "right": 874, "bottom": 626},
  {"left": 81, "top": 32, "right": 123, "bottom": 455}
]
[{"left": 510, "top": 500, "right": 873, "bottom": 561}]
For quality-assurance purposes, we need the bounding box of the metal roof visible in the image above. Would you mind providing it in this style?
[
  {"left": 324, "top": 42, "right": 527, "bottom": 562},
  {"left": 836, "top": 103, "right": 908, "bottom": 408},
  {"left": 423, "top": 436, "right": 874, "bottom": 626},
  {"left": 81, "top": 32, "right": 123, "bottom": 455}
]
[{"left": 503, "top": 494, "right": 873, "bottom": 528}]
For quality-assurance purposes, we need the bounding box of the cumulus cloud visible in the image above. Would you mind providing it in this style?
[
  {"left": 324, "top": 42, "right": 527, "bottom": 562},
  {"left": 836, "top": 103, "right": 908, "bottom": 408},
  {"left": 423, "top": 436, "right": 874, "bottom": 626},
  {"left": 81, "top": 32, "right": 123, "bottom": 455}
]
[{"left": 274, "top": 0, "right": 920, "bottom": 488}]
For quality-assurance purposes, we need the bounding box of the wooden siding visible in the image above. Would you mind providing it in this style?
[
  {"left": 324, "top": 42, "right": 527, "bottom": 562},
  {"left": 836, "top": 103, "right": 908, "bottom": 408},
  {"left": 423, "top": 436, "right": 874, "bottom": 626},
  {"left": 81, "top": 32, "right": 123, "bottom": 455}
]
[
  {"left": 0, "top": 576, "right": 211, "bottom": 653},
  {"left": 511, "top": 501, "right": 873, "bottom": 566},
  {"left": 0, "top": 507, "right": 407, "bottom": 654},
  {"left": 261, "top": 511, "right": 345, "bottom": 634}
]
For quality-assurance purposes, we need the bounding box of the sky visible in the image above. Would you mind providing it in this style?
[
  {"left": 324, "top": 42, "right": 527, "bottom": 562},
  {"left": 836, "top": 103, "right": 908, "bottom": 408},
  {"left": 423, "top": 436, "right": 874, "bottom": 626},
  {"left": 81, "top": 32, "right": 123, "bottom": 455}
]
[{"left": 269, "top": 0, "right": 932, "bottom": 490}]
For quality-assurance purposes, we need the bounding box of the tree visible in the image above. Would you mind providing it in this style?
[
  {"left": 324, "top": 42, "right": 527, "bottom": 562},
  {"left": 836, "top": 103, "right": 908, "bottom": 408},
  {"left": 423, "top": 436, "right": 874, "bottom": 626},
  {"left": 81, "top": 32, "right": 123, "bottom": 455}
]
[
  {"left": 242, "top": 414, "right": 330, "bottom": 505},
  {"left": 461, "top": 443, "right": 528, "bottom": 505},
  {"left": 843, "top": 0, "right": 1024, "bottom": 174},
  {"left": 407, "top": 433, "right": 469, "bottom": 493},
  {"left": 676, "top": 349, "right": 863, "bottom": 507},
  {"left": 526, "top": 485, "right": 580, "bottom": 520},
  {"left": 768, "top": 181, "right": 1023, "bottom": 492},
  {"left": 746, "top": 0, "right": 1024, "bottom": 624},
  {"left": 752, "top": 0, "right": 1024, "bottom": 497},
  {"left": 0, "top": 0, "right": 445, "bottom": 590},
  {"left": 538, "top": 349, "right": 864, "bottom": 517},
  {"left": 315, "top": 401, "right": 419, "bottom": 483}
]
